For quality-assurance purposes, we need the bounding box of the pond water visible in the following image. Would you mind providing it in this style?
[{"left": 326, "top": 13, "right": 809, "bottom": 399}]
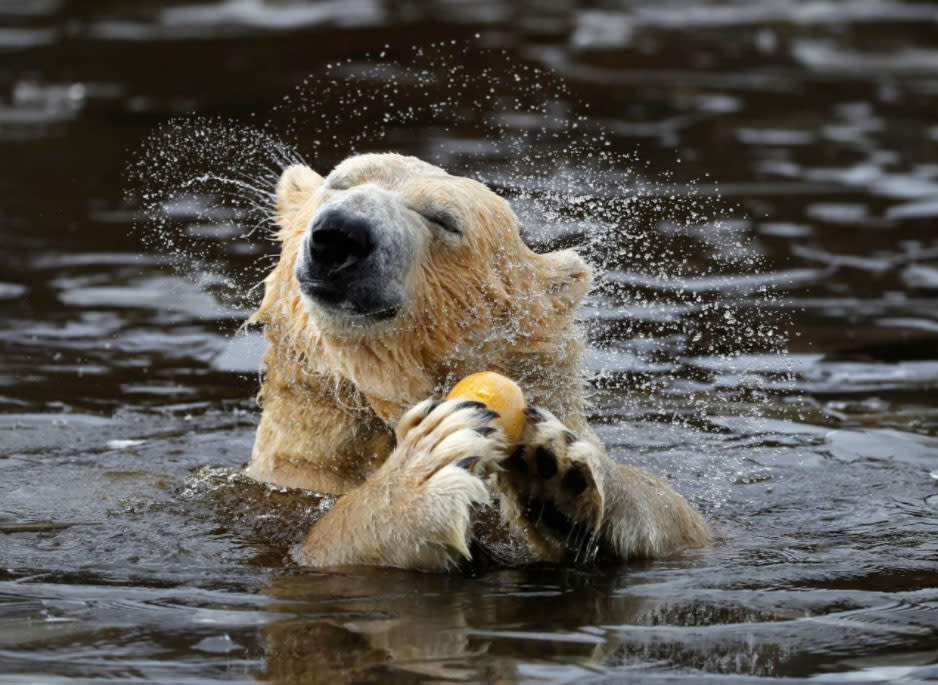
[{"left": 1, "top": 1, "right": 937, "bottom": 682}]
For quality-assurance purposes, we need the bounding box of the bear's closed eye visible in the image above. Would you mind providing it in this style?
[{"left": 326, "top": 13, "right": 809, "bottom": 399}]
[{"left": 420, "top": 212, "right": 461, "bottom": 236}]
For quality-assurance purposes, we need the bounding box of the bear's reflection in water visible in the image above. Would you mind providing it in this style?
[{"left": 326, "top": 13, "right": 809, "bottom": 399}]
[
  {"left": 258, "top": 568, "right": 651, "bottom": 682},
  {"left": 255, "top": 566, "right": 808, "bottom": 681}
]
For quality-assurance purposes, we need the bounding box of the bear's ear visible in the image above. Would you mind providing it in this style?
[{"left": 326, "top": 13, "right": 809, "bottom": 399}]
[
  {"left": 537, "top": 248, "right": 593, "bottom": 312},
  {"left": 275, "top": 164, "right": 324, "bottom": 221}
]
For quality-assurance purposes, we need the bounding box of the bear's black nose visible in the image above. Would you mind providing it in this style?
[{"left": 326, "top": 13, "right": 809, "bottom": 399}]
[{"left": 308, "top": 210, "right": 376, "bottom": 276}]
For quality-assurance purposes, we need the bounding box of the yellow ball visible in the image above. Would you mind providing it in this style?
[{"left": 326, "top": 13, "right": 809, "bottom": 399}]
[{"left": 446, "top": 371, "right": 526, "bottom": 445}]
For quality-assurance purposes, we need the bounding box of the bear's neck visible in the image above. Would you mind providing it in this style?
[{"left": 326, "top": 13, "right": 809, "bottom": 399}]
[{"left": 314, "top": 314, "right": 588, "bottom": 431}]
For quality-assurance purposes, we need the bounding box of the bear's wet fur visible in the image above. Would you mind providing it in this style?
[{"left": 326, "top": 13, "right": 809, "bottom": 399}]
[{"left": 247, "top": 153, "right": 710, "bottom": 570}]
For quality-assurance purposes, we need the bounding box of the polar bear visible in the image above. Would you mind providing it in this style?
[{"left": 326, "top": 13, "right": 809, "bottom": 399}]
[{"left": 247, "top": 153, "right": 709, "bottom": 570}]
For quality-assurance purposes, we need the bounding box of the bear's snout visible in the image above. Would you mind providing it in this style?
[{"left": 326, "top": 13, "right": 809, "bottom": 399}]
[
  {"left": 308, "top": 209, "right": 376, "bottom": 278},
  {"left": 295, "top": 201, "right": 410, "bottom": 321}
]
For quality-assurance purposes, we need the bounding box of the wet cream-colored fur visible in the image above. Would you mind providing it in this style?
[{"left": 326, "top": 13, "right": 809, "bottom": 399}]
[{"left": 248, "top": 153, "right": 709, "bottom": 570}]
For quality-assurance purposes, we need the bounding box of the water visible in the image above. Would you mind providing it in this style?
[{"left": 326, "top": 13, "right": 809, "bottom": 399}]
[{"left": 1, "top": 1, "right": 937, "bottom": 681}]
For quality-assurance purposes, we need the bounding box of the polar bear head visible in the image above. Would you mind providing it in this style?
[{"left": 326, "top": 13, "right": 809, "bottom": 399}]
[{"left": 251, "top": 153, "right": 592, "bottom": 422}]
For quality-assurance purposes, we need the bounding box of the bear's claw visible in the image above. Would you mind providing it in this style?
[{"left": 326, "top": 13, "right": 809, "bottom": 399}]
[{"left": 390, "top": 398, "right": 506, "bottom": 480}]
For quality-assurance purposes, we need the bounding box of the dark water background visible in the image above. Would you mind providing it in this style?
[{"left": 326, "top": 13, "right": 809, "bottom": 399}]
[{"left": 1, "top": 1, "right": 937, "bottom": 682}]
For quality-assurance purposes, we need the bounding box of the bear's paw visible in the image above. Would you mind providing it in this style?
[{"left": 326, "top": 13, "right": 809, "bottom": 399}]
[
  {"left": 497, "top": 406, "right": 608, "bottom": 563},
  {"left": 298, "top": 398, "right": 506, "bottom": 570}
]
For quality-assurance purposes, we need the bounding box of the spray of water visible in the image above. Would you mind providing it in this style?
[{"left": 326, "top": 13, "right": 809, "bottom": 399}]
[{"left": 126, "top": 40, "right": 795, "bottom": 511}]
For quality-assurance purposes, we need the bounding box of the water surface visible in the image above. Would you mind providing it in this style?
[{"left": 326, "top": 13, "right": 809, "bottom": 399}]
[{"left": 1, "top": 1, "right": 937, "bottom": 682}]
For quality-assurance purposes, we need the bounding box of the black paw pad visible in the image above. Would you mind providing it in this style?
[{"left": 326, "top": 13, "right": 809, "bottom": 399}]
[
  {"left": 562, "top": 464, "right": 589, "bottom": 495},
  {"left": 505, "top": 444, "right": 528, "bottom": 474},
  {"left": 456, "top": 456, "right": 479, "bottom": 470},
  {"left": 525, "top": 497, "right": 579, "bottom": 539},
  {"left": 454, "top": 400, "right": 487, "bottom": 412},
  {"left": 523, "top": 406, "right": 545, "bottom": 422},
  {"left": 474, "top": 426, "right": 497, "bottom": 437},
  {"left": 535, "top": 446, "right": 558, "bottom": 479}
]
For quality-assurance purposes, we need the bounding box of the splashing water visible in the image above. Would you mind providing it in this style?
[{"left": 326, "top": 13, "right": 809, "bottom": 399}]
[{"left": 126, "top": 41, "right": 797, "bottom": 512}]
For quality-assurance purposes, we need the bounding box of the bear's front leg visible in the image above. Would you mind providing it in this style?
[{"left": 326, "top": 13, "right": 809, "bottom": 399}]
[
  {"left": 292, "top": 399, "right": 505, "bottom": 571},
  {"left": 497, "top": 408, "right": 711, "bottom": 563}
]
